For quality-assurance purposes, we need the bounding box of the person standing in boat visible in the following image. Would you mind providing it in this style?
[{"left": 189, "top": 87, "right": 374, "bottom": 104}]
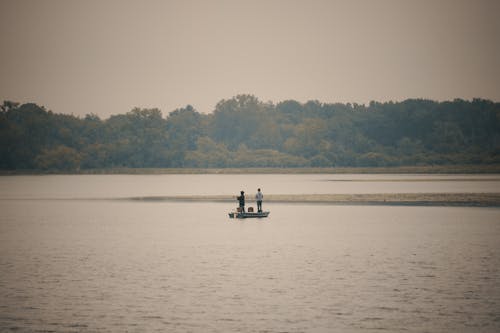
[
  {"left": 237, "top": 191, "right": 245, "bottom": 212},
  {"left": 255, "top": 188, "right": 263, "bottom": 212}
]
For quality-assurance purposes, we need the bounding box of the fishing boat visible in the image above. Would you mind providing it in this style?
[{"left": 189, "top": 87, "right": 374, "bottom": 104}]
[{"left": 228, "top": 211, "right": 270, "bottom": 219}]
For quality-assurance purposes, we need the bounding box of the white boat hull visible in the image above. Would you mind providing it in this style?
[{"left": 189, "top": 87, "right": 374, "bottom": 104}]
[{"left": 228, "top": 211, "right": 270, "bottom": 219}]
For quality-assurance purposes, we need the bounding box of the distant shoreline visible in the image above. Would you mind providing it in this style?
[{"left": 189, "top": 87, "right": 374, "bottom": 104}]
[
  {"left": 2, "top": 164, "right": 500, "bottom": 175},
  {"left": 128, "top": 193, "right": 500, "bottom": 207},
  {"left": 4, "top": 192, "right": 500, "bottom": 207}
]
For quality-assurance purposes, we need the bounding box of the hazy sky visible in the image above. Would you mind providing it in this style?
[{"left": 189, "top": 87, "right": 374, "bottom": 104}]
[{"left": 1, "top": 0, "right": 499, "bottom": 118}]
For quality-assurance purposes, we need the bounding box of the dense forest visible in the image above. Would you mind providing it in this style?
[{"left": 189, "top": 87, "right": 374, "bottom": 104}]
[{"left": 1, "top": 95, "right": 499, "bottom": 170}]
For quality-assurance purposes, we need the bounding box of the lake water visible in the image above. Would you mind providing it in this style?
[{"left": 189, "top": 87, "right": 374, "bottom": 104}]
[
  {"left": 2, "top": 174, "right": 500, "bottom": 199},
  {"left": 1, "top": 175, "right": 500, "bottom": 332}
]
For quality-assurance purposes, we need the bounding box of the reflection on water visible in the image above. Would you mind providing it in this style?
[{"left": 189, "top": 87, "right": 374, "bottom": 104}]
[
  {"left": 1, "top": 174, "right": 500, "bottom": 199},
  {"left": 1, "top": 194, "right": 500, "bottom": 332}
]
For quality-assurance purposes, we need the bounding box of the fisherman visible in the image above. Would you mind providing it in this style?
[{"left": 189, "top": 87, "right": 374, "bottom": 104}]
[
  {"left": 255, "top": 188, "right": 263, "bottom": 212},
  {"left": 237, "top": 191, "right": 245, "bottom": 212}
]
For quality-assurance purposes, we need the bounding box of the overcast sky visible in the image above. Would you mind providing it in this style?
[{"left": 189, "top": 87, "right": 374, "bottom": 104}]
[{"left": 1, "top": 0, "right": 499, "bottom": 118}]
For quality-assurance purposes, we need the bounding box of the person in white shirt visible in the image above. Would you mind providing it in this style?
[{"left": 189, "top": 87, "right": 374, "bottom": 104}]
[{"left": 255, "top": 188, "right": 263, "bottom": 212}]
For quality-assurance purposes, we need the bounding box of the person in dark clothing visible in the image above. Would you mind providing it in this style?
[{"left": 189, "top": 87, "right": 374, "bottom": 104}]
[{"left": 237, "top": 191, "right": 245, "bottom": 212}]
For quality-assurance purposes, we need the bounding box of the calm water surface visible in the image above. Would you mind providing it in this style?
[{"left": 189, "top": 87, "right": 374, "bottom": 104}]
[
  {"left": 1, "top": 174, "right": 500, "bottom": 199},
  {"left": 1, "top": 175, "right": 500, "bottom": 332}
]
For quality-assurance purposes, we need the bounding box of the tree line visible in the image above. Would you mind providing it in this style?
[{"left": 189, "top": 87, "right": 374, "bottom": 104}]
[{"left": 1, "top": 95, "right": 499, "bottom": 170}]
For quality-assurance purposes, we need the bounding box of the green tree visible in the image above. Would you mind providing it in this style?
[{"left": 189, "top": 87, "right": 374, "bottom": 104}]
[{"left": 35, "top": 145, "right": 81, "bottom": 171}]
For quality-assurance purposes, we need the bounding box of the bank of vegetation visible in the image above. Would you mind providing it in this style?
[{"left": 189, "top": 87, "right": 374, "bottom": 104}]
[{"left": 1, "top": 95, "right": 499, "bottom": 171}]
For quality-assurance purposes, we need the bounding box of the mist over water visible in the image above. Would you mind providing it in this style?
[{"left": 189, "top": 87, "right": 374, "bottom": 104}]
[{"left": 1, "top": 175, "right": 500, "bottom": 332}]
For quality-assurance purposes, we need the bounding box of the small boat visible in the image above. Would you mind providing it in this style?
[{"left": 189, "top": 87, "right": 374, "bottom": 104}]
[{"left": 228, "top": 211, "right": 270, "bottom": 219}]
